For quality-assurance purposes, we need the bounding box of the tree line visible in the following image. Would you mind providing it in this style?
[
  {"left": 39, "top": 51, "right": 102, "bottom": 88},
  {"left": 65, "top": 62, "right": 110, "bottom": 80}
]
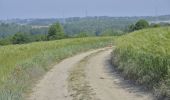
[
  {"left": 0, "top": 23, "right": 65, "bottom": 45},
  {"left": 0, "top": 21, "right": 125, "bottom": 45},
  {"left": 0, "top": 19, "right": 169, "bottom": 45}
]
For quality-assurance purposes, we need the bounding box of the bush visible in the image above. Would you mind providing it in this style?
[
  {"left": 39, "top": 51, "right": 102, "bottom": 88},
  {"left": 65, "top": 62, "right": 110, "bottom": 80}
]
[
  {"left": 134, "top": 19, "right": 149, "bottom": 30},
  {"left": 47, "top": 23, "right": 65, "bottom": 40},
  {"left": 128, "top": 19, "right": 149, "bottom": 32},
  {"left": 12, "top": 32, "right": 31, "bottom": 44}
]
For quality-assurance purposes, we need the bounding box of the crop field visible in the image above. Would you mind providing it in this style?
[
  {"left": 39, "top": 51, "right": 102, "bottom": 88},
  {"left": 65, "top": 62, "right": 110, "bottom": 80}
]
[
  {"left": 112, "top": 27, "right": 170, "bottom": 99},
  {"left": 0, "top": 37, "right": 114, "bottom": 100}
]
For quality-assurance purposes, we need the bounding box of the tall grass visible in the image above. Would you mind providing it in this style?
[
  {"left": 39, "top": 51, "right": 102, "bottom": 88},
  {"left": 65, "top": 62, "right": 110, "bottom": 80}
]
[
  {"left": 0, "top": 37, "right": 114, "bottom": 100},
  {"left": 112, "top": 27, "right": 170, "bottom": 99}
]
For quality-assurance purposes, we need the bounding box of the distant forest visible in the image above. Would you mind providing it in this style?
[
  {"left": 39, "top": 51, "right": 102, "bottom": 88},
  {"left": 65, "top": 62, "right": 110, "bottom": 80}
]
[{"left": 0, "top": 15, "right": 170, "bottom": 38}]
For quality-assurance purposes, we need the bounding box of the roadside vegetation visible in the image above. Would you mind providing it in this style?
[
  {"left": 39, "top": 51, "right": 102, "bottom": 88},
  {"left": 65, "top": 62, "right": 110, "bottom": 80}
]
[
  {"left": 0, "top": 37, "right": 114, "bottom": 100},
  {"left": 112, "top": 27, "right": 170, "bottom": 99}
]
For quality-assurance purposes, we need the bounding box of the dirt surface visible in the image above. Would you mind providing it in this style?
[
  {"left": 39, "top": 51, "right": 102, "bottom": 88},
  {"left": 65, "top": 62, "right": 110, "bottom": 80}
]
[
  {"left": 86, "top": 49, "right": 154, "bottom": 100},
  {"left": 28, "top": 48, "right": 154, "bottom": 100},
  {"left": 67, "top": 50, "right": 104, "bottom": 100},
  {"left": 27, "top": 48, "right": 106, "bottom": 100}
]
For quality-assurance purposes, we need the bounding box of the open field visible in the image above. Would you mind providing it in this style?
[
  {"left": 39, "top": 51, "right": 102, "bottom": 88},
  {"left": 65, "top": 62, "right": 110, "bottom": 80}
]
[
  {"left": 112, "top": 27, "right": 170, "bottom": 99},
  {"left": 0, "top": 37, "right": 114, "bottom": 100},
  {"left": 1, "top": 27, "right": 170, "bottom": 100}
]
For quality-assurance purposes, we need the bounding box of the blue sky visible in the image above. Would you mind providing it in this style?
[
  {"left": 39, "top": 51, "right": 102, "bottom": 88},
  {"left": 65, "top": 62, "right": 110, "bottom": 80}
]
[{"left": 0, "top": 0, "right": 170, "bottom": 19}]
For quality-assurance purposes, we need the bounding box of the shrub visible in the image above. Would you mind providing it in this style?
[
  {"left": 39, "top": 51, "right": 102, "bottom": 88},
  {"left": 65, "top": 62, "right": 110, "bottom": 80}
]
[
  {"left": 47, "top": 23, "right": 65, "bottom": 40},
  {"left": 12, "top": 32, "right": 31, "bottom": 44},
  {"left": 128, "top": 19, "right": 149, "bottom": 32}
]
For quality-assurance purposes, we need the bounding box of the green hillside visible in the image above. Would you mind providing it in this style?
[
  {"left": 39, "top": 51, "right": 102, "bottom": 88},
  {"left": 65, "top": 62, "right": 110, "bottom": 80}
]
[
  {"left": 112, "top": 27, "right": 170, "bottom": 99},
  {"left": 0, "top": 37, "right": 114, "bottom": 99}
]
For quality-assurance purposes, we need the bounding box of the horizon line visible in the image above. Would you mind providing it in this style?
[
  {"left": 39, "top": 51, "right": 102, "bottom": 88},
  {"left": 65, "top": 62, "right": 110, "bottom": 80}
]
[{"left": 0, "top": 14, "right": 170, "bottom": 20}]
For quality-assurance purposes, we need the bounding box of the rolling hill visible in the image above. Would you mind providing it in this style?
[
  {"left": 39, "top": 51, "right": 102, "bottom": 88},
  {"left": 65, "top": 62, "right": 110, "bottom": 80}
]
[{"left": 112, "top": 27, "right": 170, "bottom": 99}]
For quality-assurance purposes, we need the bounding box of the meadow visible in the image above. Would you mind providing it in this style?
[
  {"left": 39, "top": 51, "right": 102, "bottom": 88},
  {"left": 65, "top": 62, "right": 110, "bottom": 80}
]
[
  {"left": 112, "top": 27, "right": 170, "bottom": 99},
  {"left": 1, "top": 26, "right": 170, "bottom": 100},
  {"left": 0, "top": 37, "right": 114, "bottom": 100}
]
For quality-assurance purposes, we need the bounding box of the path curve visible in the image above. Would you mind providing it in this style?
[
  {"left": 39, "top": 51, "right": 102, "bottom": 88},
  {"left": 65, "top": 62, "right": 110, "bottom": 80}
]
[
  {"left": 27, "top": 48, "right": 106, "bottom": 100},
  {"left": 86, "top": 49, "right": 154, "bottom": 100},
  {"left": 28, "top": 48, "right": 154, "bottom": 100}
]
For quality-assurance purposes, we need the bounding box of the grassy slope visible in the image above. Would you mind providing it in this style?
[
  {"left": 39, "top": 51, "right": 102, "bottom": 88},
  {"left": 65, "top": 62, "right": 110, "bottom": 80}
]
[
  {"left": 112, "top": 27, "right": 170, "bottom": 99},
  {"left": 0, "top": 37, "right": 114, "bottom": 100}
]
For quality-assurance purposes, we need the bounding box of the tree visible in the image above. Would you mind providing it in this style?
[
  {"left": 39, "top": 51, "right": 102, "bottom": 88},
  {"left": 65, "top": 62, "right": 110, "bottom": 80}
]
[
  {"left": 47, "top": 23, "right": 65, "bottom": 40},
  {"left": 12, "top": 32, "right": 31, "bottom": 44},
  {"left": 134, "top": 19, "right": 149, "bottom": 30},
  {"left": 127, "top": 19, "right": 149, "bottom": 32}
]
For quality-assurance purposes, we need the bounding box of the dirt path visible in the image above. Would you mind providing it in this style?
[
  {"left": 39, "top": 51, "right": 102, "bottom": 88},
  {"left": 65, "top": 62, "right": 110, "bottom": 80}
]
[
  {"left": 28, "top": 48, "right": 154, "bottom": 100},
  {"left": 86, "top": 49, "right": 154, "bottom": 100},
  {"left": 27, "top": 48, "right": 106, "bottom": 100}
]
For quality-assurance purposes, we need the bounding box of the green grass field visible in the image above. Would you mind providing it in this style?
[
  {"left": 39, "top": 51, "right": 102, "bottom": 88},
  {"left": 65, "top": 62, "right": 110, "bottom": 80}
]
[
  {"left": 0, "top": 37, "right": 114, "bottom": 100},
  {"left": 1, "top": 27, "right": 170, "bottom": 99},
  {"left": 112, "top": 27, "right": 170, "bottom": 99}
]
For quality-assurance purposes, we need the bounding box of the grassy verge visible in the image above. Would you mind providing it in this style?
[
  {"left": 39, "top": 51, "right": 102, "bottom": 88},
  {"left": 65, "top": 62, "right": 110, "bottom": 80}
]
[
  {"left": 0, "top": 37, "right": 114, "bottom": 100},
  {"left": 111, "top": 27, "right": 170, "bottom": 99}
]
